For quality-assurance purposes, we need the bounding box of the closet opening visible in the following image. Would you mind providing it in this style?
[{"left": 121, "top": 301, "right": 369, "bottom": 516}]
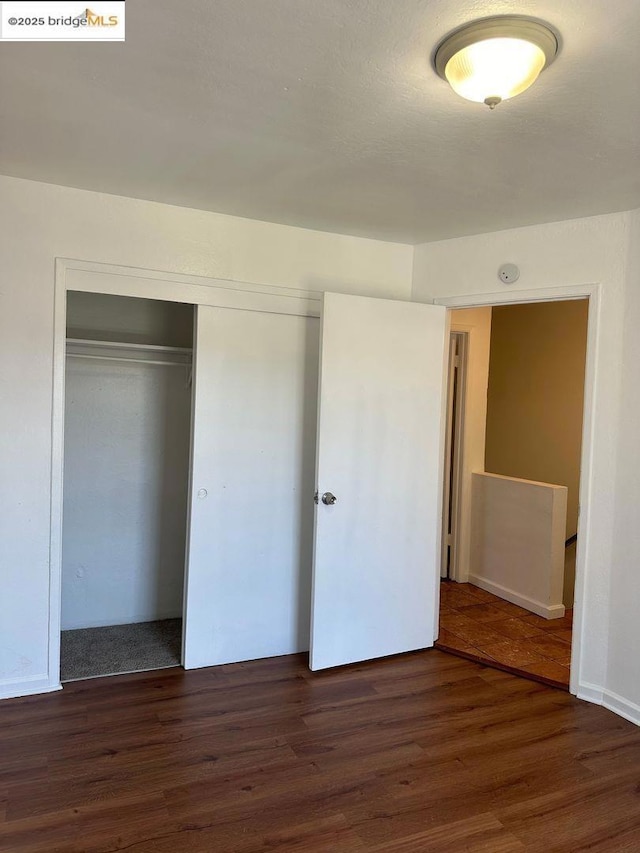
[{"left": 60, "top": 291, "right": 194, "bottom": 682}]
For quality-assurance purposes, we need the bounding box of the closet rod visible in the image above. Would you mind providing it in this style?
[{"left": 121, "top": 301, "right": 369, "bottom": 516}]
[{"left": 66, "top": 353, "right": 191, "bottom": 367}]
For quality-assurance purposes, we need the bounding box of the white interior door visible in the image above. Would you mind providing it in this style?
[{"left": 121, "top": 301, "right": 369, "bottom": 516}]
[
  {"left": 183, "top": 304, "right": 319, "bottom": 669},
  {"left": 309, "top": 292, "right": 448, "bottom": 671}
]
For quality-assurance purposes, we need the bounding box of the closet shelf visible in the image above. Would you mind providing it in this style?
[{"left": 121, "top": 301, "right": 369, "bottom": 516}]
[{"left": 66, "top": 338, "right": 192, "bottom": 367}]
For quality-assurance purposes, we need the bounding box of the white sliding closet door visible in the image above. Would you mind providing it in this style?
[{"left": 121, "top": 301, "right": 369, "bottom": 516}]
[
  {"left": 183, "top": 305, "right": 319, "bottom": 669},
  {"left": 310, "top": 292, "right": 448, "bottom": 671}
]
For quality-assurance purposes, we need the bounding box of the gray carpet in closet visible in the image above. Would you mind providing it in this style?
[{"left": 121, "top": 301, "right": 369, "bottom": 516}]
[{"left": 60, "top": 618, "right": 182, "bottom": 682}]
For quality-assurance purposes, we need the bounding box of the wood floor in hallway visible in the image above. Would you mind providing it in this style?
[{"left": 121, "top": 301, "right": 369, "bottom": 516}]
[
  {"left": 2, "top": 649, "right": 639, "bottom": 851},
  {"left": 436, "top": 581, "right": 572, "bottom": 689}
]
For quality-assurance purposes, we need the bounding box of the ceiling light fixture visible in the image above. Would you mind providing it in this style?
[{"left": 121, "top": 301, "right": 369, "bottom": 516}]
[{"left": 434, "top": 16, "right": 558, "bottom": 109}]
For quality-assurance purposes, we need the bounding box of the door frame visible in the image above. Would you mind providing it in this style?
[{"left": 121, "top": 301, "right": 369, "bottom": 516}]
[
  {"left": 441, "top": 330, "right": 468, "bottom": 581},
  {"left": 433, "top": 283, "right": 600, "bottom": 698},
  {"left": 49, "top": 258, "right": 321, "bottom": 689}
]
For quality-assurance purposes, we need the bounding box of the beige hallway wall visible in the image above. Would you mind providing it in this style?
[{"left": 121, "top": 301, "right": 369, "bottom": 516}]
[{"left": 485, "top": 300, "right": 589, "bottom": 539}]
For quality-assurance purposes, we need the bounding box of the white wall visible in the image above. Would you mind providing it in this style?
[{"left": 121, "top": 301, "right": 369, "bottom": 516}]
[
  {"left": 607, "top": 207, "right": 640, "bottom": 718},
  {"left": 449, "top": 307, "right": 492, "bottom": 583},
  {"left": 413, "top": 210, "right": 634, "bottom": 714},
  {"left": 470, "top": 473, "right": 567, "bottom": 619},
  {"left": 0, "top": 174, "right": 413, "bottom": 699},
  {"left": 62, "top": 359, "right": 191, "bottom": 629}
]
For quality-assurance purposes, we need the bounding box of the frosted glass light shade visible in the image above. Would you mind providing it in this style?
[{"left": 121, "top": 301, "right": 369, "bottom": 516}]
[
  {"left": 445, "top": 38, "right": 546, "bottom": 105},
  {"left": 434, "top": 17, "right": 558, "bottom": 108}
]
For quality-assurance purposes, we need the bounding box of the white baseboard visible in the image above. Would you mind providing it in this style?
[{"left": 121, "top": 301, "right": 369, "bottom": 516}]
[
  {"left": 602, "top": 689, "right": 640, "bottom": 726},
  {"left": 576, "top": 681, "right": 604, "bottom": 705},
  {"left": 0, "top": 674, "right": 62, "bottom": 701},
  {"left": 452, "top": 571, "right": 470, "bottom": 584},
  {"left": 576, "top": 682, "right": 640, "bottom": 727},
  {"left": 468, "top": 574, "right": 565, "bottom": 619}
]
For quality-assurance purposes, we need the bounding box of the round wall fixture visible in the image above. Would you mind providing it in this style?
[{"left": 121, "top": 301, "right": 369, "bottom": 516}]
[{"left": 434, "top": 16, "right": 559, "bottom": 109}]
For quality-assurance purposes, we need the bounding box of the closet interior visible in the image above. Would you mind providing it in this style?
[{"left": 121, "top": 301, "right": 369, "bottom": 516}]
[{"left": 60, "top": 291, "right": 194, "bottom": 681}]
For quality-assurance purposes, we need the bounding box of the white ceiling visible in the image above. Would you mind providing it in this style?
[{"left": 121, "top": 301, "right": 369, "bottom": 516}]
[{"left": 1, "top": 0, "right": 639, "bottom": 243}]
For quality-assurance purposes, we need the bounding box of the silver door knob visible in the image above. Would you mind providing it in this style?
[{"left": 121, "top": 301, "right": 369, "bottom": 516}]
[{"left": 321, "top": 492, "right": 337, "bottom": 505}]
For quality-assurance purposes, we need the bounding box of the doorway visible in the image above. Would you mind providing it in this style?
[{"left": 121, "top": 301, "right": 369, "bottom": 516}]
[
  {"left": 436, "top": 298, "right": 589, "bottom": 690},
  {"left": 60, "top": 292, "right": 194, "bottom": 681}
]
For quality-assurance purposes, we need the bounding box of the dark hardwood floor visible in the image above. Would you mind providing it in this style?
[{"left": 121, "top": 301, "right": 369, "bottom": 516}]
[{"left": 1, "top": 650, "right": 640, "bottom": 852}]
